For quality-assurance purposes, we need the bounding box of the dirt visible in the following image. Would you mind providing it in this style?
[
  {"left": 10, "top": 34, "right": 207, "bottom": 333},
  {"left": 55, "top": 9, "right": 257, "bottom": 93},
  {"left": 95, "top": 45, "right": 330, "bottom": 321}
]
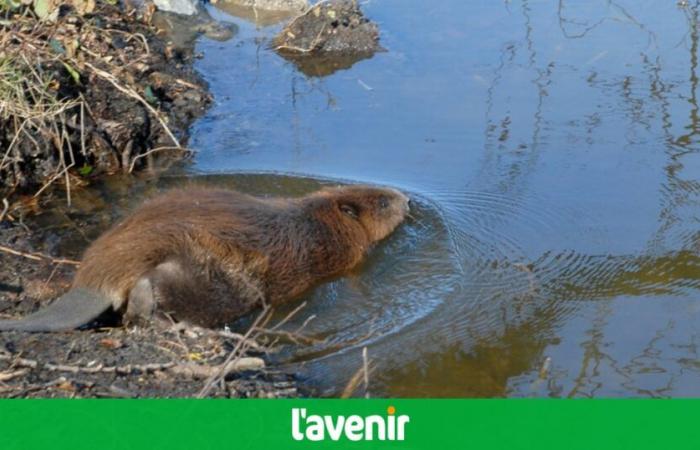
[
  {"left": 0, "top": 2, "right": 211, "bottom": 196},
  {"left": 273, "top": 0, "right": 382, "bottom": 76},
  {"left": 0, "top": 3, "right": 307, "bottom": 398},
  {"left": 0, "top": 224, "right": 302, "bottom": 398}
]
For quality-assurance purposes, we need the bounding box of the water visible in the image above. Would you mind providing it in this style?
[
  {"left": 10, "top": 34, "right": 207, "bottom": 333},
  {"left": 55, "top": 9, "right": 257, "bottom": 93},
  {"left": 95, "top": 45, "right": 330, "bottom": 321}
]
[
  {"left": 183, "top": 0, "right": 700, "bottom": 397},
  {"left": 40, "top": 0, "right": 700, "bottom": 397}
]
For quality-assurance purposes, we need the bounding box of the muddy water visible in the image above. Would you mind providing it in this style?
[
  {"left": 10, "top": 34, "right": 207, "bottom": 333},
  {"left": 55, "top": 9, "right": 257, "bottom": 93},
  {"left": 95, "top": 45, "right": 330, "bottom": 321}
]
[{"left": 36, "top": 0, "right": 700, "bottom": 397}]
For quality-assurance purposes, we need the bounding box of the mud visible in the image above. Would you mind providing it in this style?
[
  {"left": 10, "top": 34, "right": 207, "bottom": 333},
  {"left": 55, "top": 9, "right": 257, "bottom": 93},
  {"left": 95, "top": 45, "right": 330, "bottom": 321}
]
[
  {"left": 0, "top": 223, "right": 302, "bottom": 398},
  {"left": 0, "top": 1, "right": 314, "bottom": 399},
  {"left": 0, "top": 2, "right": 211, "bottom": 196}
]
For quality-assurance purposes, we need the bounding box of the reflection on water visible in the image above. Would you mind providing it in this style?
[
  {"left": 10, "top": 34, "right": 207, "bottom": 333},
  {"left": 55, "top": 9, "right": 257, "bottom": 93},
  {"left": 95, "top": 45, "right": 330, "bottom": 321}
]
[
  {"left": 33, "top": 0, "right": 700, "bottom": 397},
  {"left": 212, "top": 2, "right": 298, "bottom": 27},
  {"left": 274, "top": 52, "right": 378, "bottom": 78}
]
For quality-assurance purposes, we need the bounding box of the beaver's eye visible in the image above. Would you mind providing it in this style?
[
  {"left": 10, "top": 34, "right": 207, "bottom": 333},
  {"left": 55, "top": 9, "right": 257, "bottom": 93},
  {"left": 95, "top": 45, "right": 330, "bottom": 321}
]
[
  {"left": 378, "top": 196, "right": 389, "bottom": 209},
  {"left": 340, "top": 203, "right": 359, "bottom": 219}
]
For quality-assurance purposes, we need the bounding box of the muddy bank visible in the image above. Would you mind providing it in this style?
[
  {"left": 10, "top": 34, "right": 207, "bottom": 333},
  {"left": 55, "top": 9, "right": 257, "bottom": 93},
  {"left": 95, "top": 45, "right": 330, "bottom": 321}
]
[
  {"left": 0, "top": 2, "right": 210, "bottom": 197},
  {"left": 0, "top": 225, "right": 302, "bottom": 398},
  {"left": 0, "top": 3, "right": 306, "bottom": 397},
  {"left": 0, "top": 0, "right": 386, "bottom": 398}
]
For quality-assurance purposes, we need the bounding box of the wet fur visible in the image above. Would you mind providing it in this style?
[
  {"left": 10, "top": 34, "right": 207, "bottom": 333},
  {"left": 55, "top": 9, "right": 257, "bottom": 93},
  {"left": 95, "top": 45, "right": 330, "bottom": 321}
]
[{"left": 0, "top": 185, "right": 409, "bottom": 331}]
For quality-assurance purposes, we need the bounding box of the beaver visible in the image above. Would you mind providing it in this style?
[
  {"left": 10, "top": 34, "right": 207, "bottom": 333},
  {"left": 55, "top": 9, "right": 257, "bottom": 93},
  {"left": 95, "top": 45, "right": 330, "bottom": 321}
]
[{"left": 0, "top": 185, "right": 409, "bottom": 332}]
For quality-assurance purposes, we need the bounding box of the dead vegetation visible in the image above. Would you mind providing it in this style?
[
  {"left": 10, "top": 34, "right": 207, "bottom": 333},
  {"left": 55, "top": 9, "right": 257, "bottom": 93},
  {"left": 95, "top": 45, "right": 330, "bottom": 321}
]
[
  {"left": 0, "top": 220, "right": 317, "bottom": 398},
  {"left": 0, "top": 286, "right": 317, "bottom": 398},
  {"left": 0, "top": 1, "right": 210, "bottom": 206},
  {"left": 0, "top": 2, "right": 311, "bottom": 398},
  {"left": 0, "top": 322, "right": 302, "bottom": 398}
]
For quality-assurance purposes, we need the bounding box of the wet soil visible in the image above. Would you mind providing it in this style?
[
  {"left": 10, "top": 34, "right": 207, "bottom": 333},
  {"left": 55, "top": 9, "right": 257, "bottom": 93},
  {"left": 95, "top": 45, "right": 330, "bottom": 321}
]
[
  {"left": 0, "top": 2, "right": 211, "bottom": 194},
  {"left": 0, "top": 3, "right": 306, "bottom": 398},
  {"left": 0, "top": 224, "right": 301, "bottom": 398}
]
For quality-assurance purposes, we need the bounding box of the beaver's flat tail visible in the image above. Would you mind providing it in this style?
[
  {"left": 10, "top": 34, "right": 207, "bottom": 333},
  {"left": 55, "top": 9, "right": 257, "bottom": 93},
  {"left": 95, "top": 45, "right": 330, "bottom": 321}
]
[{"left": 0, "top": 288, "right": 113, "bottom": 332}]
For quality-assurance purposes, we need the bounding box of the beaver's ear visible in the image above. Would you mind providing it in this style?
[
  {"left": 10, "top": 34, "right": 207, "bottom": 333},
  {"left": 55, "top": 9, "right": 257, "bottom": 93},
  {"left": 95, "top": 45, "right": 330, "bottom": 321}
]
[{"left": 339, "top": 202, "right": 359, "bottom": 219}]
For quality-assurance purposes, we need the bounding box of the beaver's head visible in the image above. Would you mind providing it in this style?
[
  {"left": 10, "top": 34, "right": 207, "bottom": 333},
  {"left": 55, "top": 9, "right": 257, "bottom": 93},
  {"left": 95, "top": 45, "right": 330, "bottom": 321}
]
[{"left": 313, "top": 185, "right": 410, "bottom": 244}]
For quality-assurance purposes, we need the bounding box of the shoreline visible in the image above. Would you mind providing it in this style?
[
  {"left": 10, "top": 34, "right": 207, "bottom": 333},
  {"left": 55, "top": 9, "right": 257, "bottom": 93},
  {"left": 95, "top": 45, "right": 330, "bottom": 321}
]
[
  {"left": 0, "top": 2, "right": 211, "bottom": 200},
  {"left": 0, "top": 2, "right": 305, "bottom": 398}
]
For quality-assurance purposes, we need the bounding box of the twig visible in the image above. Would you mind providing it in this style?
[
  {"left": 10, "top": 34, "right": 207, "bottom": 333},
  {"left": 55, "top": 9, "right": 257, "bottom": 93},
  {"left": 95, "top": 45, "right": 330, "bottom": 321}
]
[
  {"left": 0, "top": 119, "right": 27, "bottom": 172},
  {"left": 0, "top": 353, "right": 174, "bottom": 374},
  {"left": 169, "top": 323, "right": 266, "bottom": 352},
  {"left": 128, "top": 146, "right": 189, "bottom": 173},
  {"left": 261, "top": 302, "right": 318, "bottom": 347},
  {"left": 357, "top": 79, "right": 373, "bottom": 91},
  {"left": 31, "top": 128, "right": 76, "bottom": 201},
  {"left": 105, "top": 28, "right": 150, "bottom": 55},
  {"left": 274, "top": 23, "right": 327, "bottom": 53},
  {"left": 0, "top": 368, "right": 29, "bottom": 382},
  {"left": 0, "top": 244, "right": 80, "bottom": 266},
  {"left": 170, "top": 358, "right": 264, "bottom": 379},
  {"left": 270, "top": 301, "right": 307, "bottom": 331},
  {"left": 60, "top": 120, "right": 75, "bottom": 206},
  {"left": 294, "top": 314, "right": 316, "bottom": 334},
  {"left": 341, "top": 348, "right": 375, "bottom": 398},
  {"left": 174, "top": 78, "right": 200, "bottom": 89},
  {"left": 83, "top": 61, "right": 180, "bottom": 148},
  {"left": 197, "top": 306, "right": 271, "bottom": 398},
  {"left": 0, "top": 198, "right": 8, "bottom": 222},
  {"left": 0, "top": 353, "right": 37, "bottom": 369},
  {"left": 216, "top": 330, "right": 266, "bottom": 351},
  {"left": 79, "top": 101, "right": 86, "bottom": 157},
  {"left": 3, "top": 377, "right": 69, "bottom": 398},
  {"left": 252, "top": 327, "right": 322, "bottom": 345},
  {"left": 45, "top": 362, "right": 175, "bottom": 374},
  {"left": 0, "top": 351, "right": 263, "bottom": 392},
  {"left": 341, "top": 366, "right": 364, "bottom": 399}
]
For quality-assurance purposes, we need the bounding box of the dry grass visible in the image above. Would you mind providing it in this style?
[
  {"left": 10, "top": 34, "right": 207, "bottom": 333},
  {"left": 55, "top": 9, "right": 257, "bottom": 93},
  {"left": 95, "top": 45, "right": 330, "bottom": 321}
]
[
  {"left": 0, "top": 4, "right": 190, "bottom": 206},
  {"left": 0, "top": 52, "right": 83, "bottom": 204}
]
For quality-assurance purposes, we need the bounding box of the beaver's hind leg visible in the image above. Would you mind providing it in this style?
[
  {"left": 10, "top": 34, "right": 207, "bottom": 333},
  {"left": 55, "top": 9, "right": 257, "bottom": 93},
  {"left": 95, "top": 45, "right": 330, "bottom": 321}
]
[
  {"left": 125, "top": 257, "right": 264, "bottom": 328},
  {"left": 125, "top": 278, "right": 156, "bottom": 325}
]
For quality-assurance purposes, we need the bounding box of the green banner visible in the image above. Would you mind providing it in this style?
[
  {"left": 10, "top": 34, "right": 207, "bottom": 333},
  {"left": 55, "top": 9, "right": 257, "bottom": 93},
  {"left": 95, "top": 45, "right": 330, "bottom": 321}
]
[{"left": 1, "top": 399, "right": 698, "bottom": 449}]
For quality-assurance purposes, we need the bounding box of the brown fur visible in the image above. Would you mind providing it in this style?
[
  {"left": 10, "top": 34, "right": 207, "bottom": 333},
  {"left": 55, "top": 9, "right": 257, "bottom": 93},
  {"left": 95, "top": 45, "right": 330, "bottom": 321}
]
[{"left": 67, "top": 184, "right": 410, "bottom": 328}]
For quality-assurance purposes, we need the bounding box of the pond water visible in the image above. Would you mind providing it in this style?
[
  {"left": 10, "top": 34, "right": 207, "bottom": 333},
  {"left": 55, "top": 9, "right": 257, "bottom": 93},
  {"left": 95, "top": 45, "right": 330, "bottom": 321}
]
[
  {"left": 180, "top": 0, "right": 700, "bottom": 397},
  {"left": 39, "top": 0, "right": 700, "bottom": 397}
]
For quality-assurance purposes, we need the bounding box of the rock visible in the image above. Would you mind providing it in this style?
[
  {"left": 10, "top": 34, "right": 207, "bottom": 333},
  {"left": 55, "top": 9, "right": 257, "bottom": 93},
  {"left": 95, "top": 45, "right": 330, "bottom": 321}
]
[
  {"left": 195, "top": 20, "right": 237, "bottom": 42},
  {"left": 151, "top": 9, "right": 238, "bottom": 49},
  {"left": 274, "top": 0, "right": 380, "bottom": 53},
  {"left": 273, "top": 0, "right": 382, "bottom": 76},
  {"left": 152, "top": 0, "right": 199, "bottom": 16}
]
